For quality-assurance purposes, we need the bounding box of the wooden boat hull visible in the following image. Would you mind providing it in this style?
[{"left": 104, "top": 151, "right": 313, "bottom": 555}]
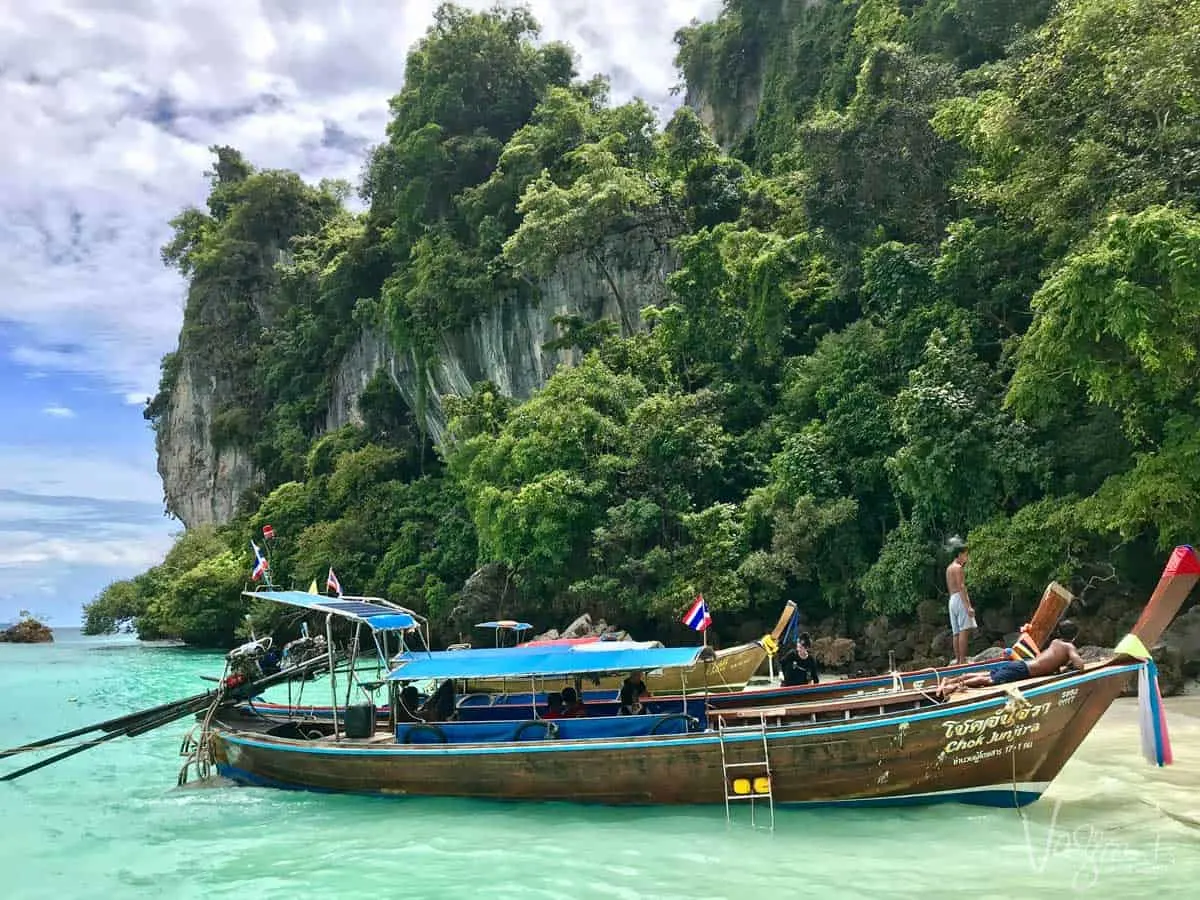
[
  {"left": 210, "top": 661, "right": 1139, "bottom": 808},
  {"left": 462, "top": 639, "right": 768, "bottom": 695}
]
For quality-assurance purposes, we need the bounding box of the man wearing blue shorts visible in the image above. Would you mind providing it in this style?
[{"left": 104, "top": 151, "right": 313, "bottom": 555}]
[
  {"left": 946, "top": 539, "right": 975, "bottom": 664},
  {"left": 938, "top": 639, "right": 1086, "bottom": 695}
]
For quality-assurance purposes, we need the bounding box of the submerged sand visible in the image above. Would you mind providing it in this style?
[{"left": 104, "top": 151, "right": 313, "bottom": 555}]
[{"left": 1051, "top": 695, "right": 1200, "bottom": 817}]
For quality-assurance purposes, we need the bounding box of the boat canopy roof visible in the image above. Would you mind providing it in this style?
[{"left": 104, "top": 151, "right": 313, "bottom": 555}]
[
  {"left": 475, "top": 620, "right": 532, "bottom": 631},
  {"left": 386, "top": 643, "right": 708, "bottom": 682},
  {"left": 243, "top": 590, "right": 418, "bottom": 632}
]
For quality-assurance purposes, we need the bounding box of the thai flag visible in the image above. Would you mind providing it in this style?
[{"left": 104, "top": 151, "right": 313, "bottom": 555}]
[
  {"left": 326, "top": 567, "right": 342, "bottom": 596},
  {"left": 682, "top": 594, "right": 712, "bottom": 632},
  {"left": 250, "top": 541, "right": 269, "bottom": 581},
  {"left": 262, "top": 524, "right": 275, "bottom": 541}
]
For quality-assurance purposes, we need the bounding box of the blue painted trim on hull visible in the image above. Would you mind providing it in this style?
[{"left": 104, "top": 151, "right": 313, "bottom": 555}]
[
  {"left": 779, "top": 789, "right": 1043, "bottom": 810},
  {"left": 215, "top": 763, "right": 1043, "bottom": 809},
  {"left": 221, "top": 663, "right": 1141, "bottom": 759}
]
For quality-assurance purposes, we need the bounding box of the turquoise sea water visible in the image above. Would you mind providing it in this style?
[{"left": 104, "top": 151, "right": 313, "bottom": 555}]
[{"left": 1, "top": 631, "right": 1197, "bottom": 899}]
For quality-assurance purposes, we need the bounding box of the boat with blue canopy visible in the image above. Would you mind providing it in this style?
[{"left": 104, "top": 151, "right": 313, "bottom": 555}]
[
  {"left": 190, "top": 547, "right": 1199, "bottom": 820},
  {"left": 473, "top": 620, "right": 533, "bottom": 648},
  {"left": 389, "top": 643, "right": 708, "bottom": 681},
  {"left": 457, "top": 600, "right": 799, "bottom": 696},
  {"left": 220, "top": 588, "right": 435, "bottom": 732},
  {"left": 236, "top": 581, "right": 1077, "bottom": 728},
  {"left": 254, "top": 591, "right": 422, "bottom": 630}
]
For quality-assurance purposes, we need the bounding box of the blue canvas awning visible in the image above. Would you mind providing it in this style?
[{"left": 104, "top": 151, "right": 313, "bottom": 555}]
[
  {"left": 387, "top": 643, "right": 707, "bottom": 682},
  {"left": 243, "top": 590, "right": 418, "bottom": 632},
  {"left": 475, "top": 620, "right": 532, "bottom": 630}
]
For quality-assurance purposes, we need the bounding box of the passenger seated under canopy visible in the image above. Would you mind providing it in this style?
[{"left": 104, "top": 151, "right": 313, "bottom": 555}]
[
  {"left": 561, "top": 686, "right": 586, "bottom": 717},
  {"left": 419, "top": 679, "right": 457, "bottom": 721},
  {"left": 542, "top": 692, "right": 565, "bottom": 720},
  {"left": 395, "top": 685, "right": 423, "bottom": 722},
  {"left": 619, "top": 671, "right": 648, "bottom": 715}
]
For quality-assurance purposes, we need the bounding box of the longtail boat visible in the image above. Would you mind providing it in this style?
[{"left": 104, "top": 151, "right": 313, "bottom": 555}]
[
  {"left": 235, "top": 581, "right": 1075, "bottom": 726},
  {"left": 191, "top": 547, "right": 1191, "bottom": 813},
  {"left": 457, "top": 600, "right": 799, "bottom": 696}
]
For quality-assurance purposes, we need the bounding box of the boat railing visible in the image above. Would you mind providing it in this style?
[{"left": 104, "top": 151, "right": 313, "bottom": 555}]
[{"left": 710, "top": 686, "right": 942, "bottom": 729}]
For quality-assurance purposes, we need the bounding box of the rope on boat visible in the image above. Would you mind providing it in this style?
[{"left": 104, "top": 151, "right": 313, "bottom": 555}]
[
  {"left": 178, "top": 679, "right": 227, "bottom": 786},
  {"left": 176, "top": 649, "right": 345, "bottom": 785},
  {"left": 913, "top": 666, "right": 945, "bottom": 705},
  {"left": 1000, "top": 686, "right": 1031, "bottom": 819}
]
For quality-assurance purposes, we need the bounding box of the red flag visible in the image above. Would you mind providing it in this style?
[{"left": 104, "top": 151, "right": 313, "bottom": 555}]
[{"left": 262, "top": 524, "right": 275, "bottom": 541}]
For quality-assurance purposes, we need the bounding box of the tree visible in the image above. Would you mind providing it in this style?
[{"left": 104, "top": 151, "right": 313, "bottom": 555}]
[
  {"left": 1008, "top": 206, "right": 1200, "bottom": 445},
  {"left": 503, "top": 137, "right": 664, "bottom": 306},
  {"left": 934, "top": 0, "right": 1200, "bottom": 250}
]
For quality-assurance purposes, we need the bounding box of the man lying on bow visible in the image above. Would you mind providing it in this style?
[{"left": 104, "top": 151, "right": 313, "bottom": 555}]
[{"left": 938, "top": 639, "right": 1086, "bottom": 696}]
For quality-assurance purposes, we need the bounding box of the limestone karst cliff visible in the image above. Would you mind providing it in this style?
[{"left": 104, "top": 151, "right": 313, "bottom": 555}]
[
  {"left": 155, "top": 223, "right": 677, "bottom": 527},
  {"left": 90, "top": 1, "right": 1200, "bottom": 668}
]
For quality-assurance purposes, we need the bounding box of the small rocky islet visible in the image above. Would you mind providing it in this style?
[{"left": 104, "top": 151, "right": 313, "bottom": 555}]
[{"left": 0, "top": 616, "right": 54, "bottom": 644}]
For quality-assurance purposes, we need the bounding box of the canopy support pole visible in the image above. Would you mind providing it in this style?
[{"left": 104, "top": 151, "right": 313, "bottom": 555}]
[
  {"left": 344, "top": 622, "right": 362, "bottom": 710},
  {"left": 326, "top": 613, "right": 340, "bottom": 741}
]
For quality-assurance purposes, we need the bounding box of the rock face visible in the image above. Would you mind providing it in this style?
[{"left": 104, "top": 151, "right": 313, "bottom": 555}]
[
  {"left": 812, "top": 636, "right": 856, "bottom": 669},
  {"left": 0, "top": 618, "right": 54, "bottom": 643},
  {"left": 156, "top": 358, "right": 258, "bottom": 528},
  {"left": 686, "top": 84, "right": 763, "bottom": 155},
  {"left": 326, "top": 225, "right": 677, "bottom": 446},
  {"left": 1163, "top": 605, "right": 1200, "bottom": 679},
  {"left": 530, "top": 614, "right": 629, "bottom": 643},
  {"left": 157, "top": 224, "right": 677, "bottom": 527}
]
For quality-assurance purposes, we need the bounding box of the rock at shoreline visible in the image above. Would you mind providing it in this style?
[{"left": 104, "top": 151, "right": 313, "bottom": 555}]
[
  {"left": 970, "top": 646, "right": 1008, "bottom": 663},
  {"left": 532, "top": 614, "right": 629, "bottom": 643},
  {"left": 1163, "top": 606, "right": 1200, "bottom": 679},
  {"left": 812, "top": 636, "right": 856, "bottom": 668},
  {"left": 0, "top": 618, "right": 54, "bottom": 643}
]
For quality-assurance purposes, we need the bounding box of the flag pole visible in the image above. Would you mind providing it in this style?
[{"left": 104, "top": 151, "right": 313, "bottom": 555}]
[{"left": 263, "top": 526, "right": 276, "bottom": 587}]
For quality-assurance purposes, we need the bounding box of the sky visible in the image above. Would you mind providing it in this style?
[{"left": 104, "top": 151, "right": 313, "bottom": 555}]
[{"left": 0, "top": 0, "right": 721, "bottom": 625}]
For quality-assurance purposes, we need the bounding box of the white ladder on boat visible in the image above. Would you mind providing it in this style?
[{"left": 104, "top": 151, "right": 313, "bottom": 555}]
[{"left": 717, "top": 711, "right": 775, "bottom": 831}]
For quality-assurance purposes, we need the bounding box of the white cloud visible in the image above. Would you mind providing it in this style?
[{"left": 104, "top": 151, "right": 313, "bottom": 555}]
[
  {"left": 0, "top": 446, "right": 164, "bottom": 503},
  {"left": 42, "top": 403, "right": 76, "bottom": 418},
  {"left": 0, "top": 0, "right": 719, "bottom": 401},
  {"left": 0, "top": 488, "right": 177, "bottom": 623},
  {"left": 0, "top": 530, "right": 172, "bottom": 569}
]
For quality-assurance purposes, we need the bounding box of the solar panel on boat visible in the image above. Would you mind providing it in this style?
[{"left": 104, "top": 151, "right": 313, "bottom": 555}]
[{"left": 241, "top": 590, "right": 418, "bottom": 631}]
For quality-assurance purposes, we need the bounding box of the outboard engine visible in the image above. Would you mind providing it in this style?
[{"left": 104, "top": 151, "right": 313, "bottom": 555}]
[{"left": 224, "top": 636, "right": 273, "bottom": 687}]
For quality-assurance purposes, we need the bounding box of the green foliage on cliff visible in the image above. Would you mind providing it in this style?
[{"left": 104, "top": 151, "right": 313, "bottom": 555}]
[{"left": 92, "top": 0, "right": 1200, "bottom": 649}]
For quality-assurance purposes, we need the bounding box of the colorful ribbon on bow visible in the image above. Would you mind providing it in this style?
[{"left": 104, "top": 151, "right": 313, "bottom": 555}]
[{"left": 1115, "top": 633, "right": 1174, "bottom": 767}]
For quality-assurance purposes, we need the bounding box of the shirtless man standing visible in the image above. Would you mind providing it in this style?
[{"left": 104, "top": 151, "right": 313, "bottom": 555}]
[{"left": 946, "top": 539, "right": 975, "bottom": 665}]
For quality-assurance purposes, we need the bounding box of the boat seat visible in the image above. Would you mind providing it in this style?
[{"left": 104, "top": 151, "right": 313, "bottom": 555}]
[
  {"left": 497, "top": 693, "right": 535, "bottom": 706},
  {"left": 395, "top": 713, "right": 700, "bottom": 745},
  {"left": 455, "top": 693, "right": 495, "bottom": 708},
  {"left": 456, "top": 698, "right": 707, "bottom": 722}
]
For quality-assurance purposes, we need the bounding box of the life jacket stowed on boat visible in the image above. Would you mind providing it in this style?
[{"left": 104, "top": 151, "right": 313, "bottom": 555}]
[{"left": 1005, "top": 623, "right": 1040, "bottom": 662}]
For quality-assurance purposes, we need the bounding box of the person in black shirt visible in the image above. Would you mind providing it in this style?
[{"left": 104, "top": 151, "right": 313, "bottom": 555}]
[
  {"left": 780, "top": 632, "right": 820, "bottom": 687},
  {"left": 618, "top": 671, "right": 648, "bottom": 714}
]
